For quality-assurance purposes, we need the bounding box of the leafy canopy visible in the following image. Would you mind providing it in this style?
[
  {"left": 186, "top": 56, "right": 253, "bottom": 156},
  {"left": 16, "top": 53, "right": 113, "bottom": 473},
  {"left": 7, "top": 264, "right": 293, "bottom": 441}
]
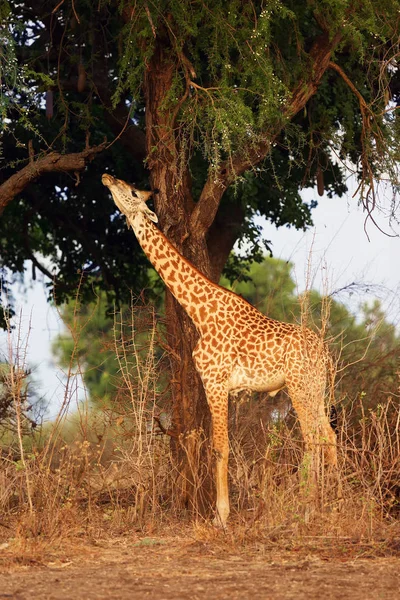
[{"left": 0, "top": 0, "right": 399, "bottom": 321}]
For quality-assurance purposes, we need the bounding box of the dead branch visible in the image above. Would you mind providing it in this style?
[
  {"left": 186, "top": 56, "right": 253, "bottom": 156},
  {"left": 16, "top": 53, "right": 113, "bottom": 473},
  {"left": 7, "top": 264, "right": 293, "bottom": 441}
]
[
  {"left": 0, "top": 142, "right": 107, "bottom": 216},
  {"left": 328, "top": 61, "right": 395, "bottom": 235},
  {"left": 153, "top": 415, "right": 179, "bottom": 438}
]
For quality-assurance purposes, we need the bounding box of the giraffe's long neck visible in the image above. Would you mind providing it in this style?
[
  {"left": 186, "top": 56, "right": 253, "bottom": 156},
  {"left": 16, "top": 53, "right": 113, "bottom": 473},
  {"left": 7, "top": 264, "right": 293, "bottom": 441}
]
[{"left": 129, "top": 212, "right": 224, "bottom": 331}]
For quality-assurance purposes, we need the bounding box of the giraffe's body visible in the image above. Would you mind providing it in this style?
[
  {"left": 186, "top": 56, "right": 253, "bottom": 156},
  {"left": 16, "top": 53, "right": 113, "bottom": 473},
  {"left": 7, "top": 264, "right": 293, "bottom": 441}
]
[{"left": 102, "top": 174, "right": 338, "bottom": 526}]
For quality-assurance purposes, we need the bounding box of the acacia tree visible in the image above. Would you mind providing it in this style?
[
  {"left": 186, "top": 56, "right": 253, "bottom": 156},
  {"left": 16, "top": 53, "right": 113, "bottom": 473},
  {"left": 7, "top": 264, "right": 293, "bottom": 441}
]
[{"left": 1, "top": 1, "right": 400, "bottom": 511}]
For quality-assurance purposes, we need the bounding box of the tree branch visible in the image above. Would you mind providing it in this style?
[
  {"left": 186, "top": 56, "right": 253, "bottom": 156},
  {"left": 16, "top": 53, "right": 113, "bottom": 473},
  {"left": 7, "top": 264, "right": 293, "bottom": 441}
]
[
  {"left": 56, "top": 76, "right": 147, "bottom": 163},
  {"left": 328, "top": 61, "right": 369, "bottom": 112},
  {"left": 190, "top": 30, "right": 343, "bottom": 238},
  {"left": 88, "top": 80, "right": 147, "bottom": 163},
  {"left": 327, "top": 60, "right": 394, "bottom": 232},
  {"left": 103, "top": 101, "right": 147, "bottom": 162},
  {"left": 0, "top": 142, "right": 107, "bottom": 216},
  {"left": 206, "top": 201, "right": 245, "bottom": 282},
  {"left": 21, "top": 210, "right": 57, "bottom": 284}
]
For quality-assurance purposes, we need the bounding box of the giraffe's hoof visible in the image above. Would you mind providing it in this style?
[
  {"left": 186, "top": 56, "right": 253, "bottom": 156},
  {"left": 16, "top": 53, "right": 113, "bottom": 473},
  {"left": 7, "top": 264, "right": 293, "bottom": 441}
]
[{"left": 212, "top": 514, "right": 228, "bottom": 530}]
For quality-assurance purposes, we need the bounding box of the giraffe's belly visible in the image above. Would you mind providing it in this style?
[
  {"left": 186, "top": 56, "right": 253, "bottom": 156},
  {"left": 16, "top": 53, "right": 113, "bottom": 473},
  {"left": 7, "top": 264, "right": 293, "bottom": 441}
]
[{"left": 227, "top": 365, "right": 285, "bottom": 394}]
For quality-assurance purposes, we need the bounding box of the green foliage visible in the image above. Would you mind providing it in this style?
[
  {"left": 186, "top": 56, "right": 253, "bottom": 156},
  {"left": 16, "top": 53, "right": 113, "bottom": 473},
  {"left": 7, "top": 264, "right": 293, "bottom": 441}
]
[
  {"left": 52, "top": 282, "right": 164, "bottom": 404},
  {"left": 0, "top": 6, "right": 52, "bottom": 140},
  {"left": 111, "top": 0, "right": 400, "bottom": 176},
  {"left": 1, "top": 0, "right": 399, "bottom": 316}
]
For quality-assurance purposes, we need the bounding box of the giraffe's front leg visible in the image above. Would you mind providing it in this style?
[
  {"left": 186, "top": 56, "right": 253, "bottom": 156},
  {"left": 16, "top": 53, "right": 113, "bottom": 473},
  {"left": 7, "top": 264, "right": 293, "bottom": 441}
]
[
  {"left": 192, "top": 341, "right": 231, "bottom": 526},
  {"left": 204, "top": 382, "right": 230, "bottom": 528}
]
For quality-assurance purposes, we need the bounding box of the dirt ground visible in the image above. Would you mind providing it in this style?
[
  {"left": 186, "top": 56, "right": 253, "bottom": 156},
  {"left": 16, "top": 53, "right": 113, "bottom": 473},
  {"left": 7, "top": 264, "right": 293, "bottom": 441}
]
[{"left": 0, "top": 535, "right": 399, "bottom": 600}]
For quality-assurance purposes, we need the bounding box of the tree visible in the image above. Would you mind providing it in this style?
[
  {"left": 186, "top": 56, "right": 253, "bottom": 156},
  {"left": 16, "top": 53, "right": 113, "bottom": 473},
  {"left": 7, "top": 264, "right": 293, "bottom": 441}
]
[
  {"left": 1, "top": 0, "right": 400, "bottom": 512},
  {"left": 52, "top": 283, "right": 165, "bottom": 405},
  {"left": 337, "top": 300, "right": 400, "bottom": 415},
  {"left": 52, "top": 295, "right": 122, "bottom": 406}
]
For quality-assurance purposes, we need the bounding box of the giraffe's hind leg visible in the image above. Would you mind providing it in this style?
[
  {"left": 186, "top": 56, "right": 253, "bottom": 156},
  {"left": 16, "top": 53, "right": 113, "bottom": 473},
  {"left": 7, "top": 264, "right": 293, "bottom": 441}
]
[
  {"left": 287, "top": 382, "right": 338, "bottom": 522},
  {"left": 286, "top": 374, "right": 337, "bottom": 480}
]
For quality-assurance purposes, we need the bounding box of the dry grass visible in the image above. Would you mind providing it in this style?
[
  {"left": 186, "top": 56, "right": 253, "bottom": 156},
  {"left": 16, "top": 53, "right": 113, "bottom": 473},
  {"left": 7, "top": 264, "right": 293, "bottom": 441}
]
[
  {"left": 228, "top": 396, "right": 400, "bottom": 541},
  {"left": 0, "top": 299, "right": 399, "bottom": 561}
]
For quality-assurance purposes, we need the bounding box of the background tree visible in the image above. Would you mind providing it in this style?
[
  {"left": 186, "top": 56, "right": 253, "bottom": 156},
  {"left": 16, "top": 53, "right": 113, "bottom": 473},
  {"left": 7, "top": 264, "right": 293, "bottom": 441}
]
[
  {"left": 1, "top": 0, "right": 400, "bottom": 512},
  {"left": 52, "top": 281, "right": 165, "bottom": 406},
  {"left": 0, "top": 361, "right": 41, "bottom": 438}
]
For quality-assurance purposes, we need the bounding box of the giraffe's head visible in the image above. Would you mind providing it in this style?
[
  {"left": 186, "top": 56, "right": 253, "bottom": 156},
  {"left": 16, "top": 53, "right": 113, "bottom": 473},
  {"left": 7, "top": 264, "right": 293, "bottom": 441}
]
[{"left": 102, "top": 173, "right": 158, "bottom": 223}]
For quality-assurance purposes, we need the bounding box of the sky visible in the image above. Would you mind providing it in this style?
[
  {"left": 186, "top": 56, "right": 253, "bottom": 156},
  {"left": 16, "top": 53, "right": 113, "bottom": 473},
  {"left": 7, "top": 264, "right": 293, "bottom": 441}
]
[
  {"left": 1, "top": 184, "right": 399, "bottom": 418},
  {"left": 260, "top": 186, "right": 400, "bottom": 323}
]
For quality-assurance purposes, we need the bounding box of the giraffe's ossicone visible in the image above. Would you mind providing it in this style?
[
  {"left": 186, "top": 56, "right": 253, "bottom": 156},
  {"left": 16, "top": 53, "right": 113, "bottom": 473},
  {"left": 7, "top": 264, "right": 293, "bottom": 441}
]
[{"left": 102, "top": 173, "right": 338, "bottom": 527}]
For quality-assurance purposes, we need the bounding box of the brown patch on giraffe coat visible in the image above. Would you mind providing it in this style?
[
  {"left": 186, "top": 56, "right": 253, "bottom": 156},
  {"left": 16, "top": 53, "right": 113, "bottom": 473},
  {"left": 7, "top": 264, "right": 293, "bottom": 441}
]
[
  {"left": 209, "top": 300, "right": 218, "bottom": 313},
  {"left": 181, "top": 263, "right": 190, "bottom": 274},
  {"left": 237, "top": 338, "right": 248, "bottom": 348},
  {"left": 199, "top": 305, "right": 207, "bottom": 321}
]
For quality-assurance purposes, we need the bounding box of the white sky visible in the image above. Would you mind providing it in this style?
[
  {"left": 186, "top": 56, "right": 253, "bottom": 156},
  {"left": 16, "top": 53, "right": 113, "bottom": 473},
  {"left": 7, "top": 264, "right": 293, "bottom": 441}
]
[
  {"left": 1, "top": 185, "right": 399, "bottom": 417},
  {"left": 260, "top": 187, "right": 400, "bottom": 324}
]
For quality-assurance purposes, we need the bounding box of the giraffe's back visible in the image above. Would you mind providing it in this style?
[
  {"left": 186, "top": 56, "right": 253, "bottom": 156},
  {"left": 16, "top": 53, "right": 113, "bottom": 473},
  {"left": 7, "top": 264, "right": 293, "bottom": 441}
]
[{"left": 193, "top": 288, "right": 328, "bottom": 396}]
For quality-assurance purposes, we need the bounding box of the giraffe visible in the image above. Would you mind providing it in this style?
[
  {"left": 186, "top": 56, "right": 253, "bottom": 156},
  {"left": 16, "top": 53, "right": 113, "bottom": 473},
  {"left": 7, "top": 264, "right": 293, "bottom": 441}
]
[{"left": 102, "top": 173, "right": 338, "bottom": 527}]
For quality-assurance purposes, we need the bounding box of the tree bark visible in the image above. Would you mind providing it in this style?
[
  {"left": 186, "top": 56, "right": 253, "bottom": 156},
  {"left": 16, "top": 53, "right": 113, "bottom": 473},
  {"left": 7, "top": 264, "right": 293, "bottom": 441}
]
[{"left": 143, "top": 39, "right": 216, "bottom": 515}]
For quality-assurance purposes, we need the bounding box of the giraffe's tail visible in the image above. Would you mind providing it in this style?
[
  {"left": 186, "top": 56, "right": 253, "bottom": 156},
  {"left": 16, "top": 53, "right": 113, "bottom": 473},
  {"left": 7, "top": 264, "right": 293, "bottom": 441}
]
[
  {"left": 329, "top": 404, "right": 338, "bottom": 434},
  {"left": 325, "top": 346, "right": 339, "bottom": 436}
]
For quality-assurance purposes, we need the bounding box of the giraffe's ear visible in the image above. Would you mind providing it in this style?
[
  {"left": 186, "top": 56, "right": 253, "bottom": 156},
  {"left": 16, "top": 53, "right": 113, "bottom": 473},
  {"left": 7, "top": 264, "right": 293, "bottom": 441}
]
[{"left": 144, "top": 206, "right": 158, "bottom": 223}]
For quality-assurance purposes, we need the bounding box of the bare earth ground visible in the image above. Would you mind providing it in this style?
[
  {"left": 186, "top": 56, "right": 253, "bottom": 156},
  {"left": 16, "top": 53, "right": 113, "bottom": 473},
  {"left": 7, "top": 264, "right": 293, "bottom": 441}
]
[{"left": 0, "top": 535, "right": 399, "bottom": 600}]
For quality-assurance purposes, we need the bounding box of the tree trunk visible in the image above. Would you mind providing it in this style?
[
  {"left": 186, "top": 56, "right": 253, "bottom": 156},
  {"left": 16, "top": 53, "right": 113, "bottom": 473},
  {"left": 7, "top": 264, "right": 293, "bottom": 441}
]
[
  {"left": 164, "top": 292, "right": 214, "bottom": 515},
  {"left": 143, "top": 39, "right": 222, "bottom": 516},
  {"left": 155, "top": 206, "right": 217, "bottom": 516}
]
